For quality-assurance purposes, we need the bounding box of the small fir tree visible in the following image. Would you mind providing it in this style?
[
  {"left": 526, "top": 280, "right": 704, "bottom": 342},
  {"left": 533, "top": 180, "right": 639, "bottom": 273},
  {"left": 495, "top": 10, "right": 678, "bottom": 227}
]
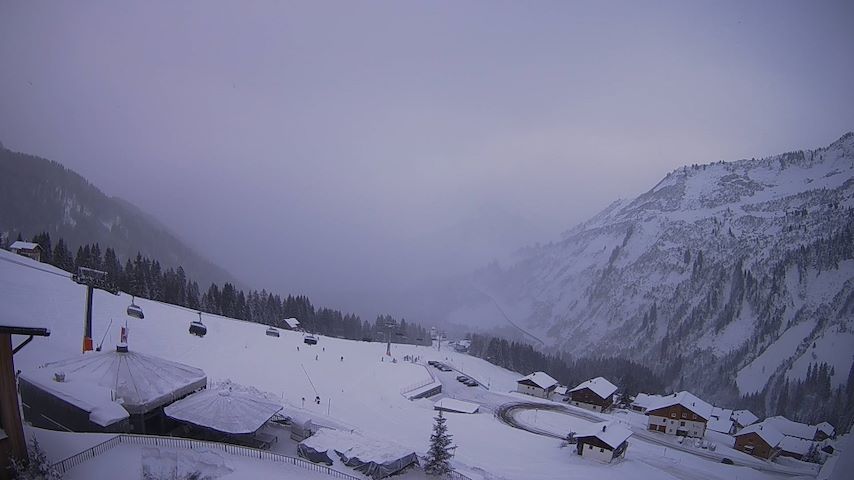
[
  {"left": 425, "top": 410, "right": 455, "bottom": 476},
  {"left": 11, "top": 438, "right": 62, "bottom": 480}
]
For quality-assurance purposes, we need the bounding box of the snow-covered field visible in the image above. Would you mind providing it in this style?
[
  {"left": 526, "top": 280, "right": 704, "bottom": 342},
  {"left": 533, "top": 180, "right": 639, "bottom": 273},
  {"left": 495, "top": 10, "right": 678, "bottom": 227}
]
[{"left": 0, "top": 249, "right": 828, "bottom": 479}]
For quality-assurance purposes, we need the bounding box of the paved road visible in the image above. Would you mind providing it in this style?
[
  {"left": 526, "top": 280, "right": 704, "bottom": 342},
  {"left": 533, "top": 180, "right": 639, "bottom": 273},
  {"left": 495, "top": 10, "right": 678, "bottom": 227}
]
[{"left": 493, "top": 401, "right": 816, "bottom": 478}]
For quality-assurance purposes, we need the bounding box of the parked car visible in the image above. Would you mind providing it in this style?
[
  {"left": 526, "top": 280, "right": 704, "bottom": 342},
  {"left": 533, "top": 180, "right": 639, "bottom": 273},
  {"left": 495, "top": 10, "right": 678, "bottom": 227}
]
[
  {"left": 721, "top": 458, "right": 734, "bottom": 465},
  {"left": 456, "top": 375, "right": 468, "bottom": 382},
  {"left": 464, "top": 379, "right": 478, "bottom": 387}
]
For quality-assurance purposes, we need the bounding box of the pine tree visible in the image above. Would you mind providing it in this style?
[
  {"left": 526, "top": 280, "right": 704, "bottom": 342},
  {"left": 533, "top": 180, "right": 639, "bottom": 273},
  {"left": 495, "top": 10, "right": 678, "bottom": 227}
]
[{"left": 425, "top": 410, "right": 455, "bottom": 476}]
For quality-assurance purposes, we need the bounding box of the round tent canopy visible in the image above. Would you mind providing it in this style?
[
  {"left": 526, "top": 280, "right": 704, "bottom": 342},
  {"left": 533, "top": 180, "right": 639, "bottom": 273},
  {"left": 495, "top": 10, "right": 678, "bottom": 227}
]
[
  {"left": 164, "top": 386, "right": 283, "bottom": 435},
  {"left": 41, "top": 346, "right": 207, "bottom": 415}
]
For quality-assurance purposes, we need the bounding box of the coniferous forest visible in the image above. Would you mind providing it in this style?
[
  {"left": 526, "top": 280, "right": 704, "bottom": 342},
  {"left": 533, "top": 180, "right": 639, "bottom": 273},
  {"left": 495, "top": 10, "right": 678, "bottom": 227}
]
[{"left": 14, "top": 231, "right": 432, "bottom": 346}]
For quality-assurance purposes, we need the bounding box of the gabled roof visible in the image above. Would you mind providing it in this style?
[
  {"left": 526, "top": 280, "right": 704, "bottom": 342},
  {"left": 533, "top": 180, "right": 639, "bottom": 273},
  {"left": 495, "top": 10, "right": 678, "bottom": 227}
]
[
  {"left": 732, "top": 409, "right": 759, "bottom": 427},
  {"left": 816, "top": 421, "right": 835, "bottom": 436},
  {"left": 517, "top": 371, "right": 558, "bottom": 390},
  {"left": 645, "top": 391, "right": 713, "bottom": 421},
  {"left": 779, "top": 436, "right": 813, "bottom": 456},
  {"left": 631, "top": 393, "right": 665, "bottom": 410},
  {"left": 576, "top": 421, "right": 632, "bottom": 449},
  {"left": 710, "top": 407, "right": 733, "bottom": 421},
  {"left": 283, "top": 318, "right": 300, "bottom": 328},
  {"left": 433, "top": 398, "right": 479, "bottom": 414},
  {"left": 554, "top": 386, "right": 569, "bottom": 396},
  {"left": 708, "top": 417, "right": 734, "bottom": 434},
  {"left": 764, "top": 416, "right": 817, "bottom": 440},
  {"left": 569, "top": 377, "right": 618, "bottom": 399},
  {"left": 9, "top": 241, "right": 40, "bottom": 250},
  {"left": 735, "top": 423, "right": 784, "bottom": 448}
]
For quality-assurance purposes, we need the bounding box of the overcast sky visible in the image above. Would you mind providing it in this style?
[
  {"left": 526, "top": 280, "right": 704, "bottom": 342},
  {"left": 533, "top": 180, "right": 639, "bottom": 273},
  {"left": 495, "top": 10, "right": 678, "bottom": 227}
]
[{"left": 1, "top": 1, "right": 853, "bottom": 315}]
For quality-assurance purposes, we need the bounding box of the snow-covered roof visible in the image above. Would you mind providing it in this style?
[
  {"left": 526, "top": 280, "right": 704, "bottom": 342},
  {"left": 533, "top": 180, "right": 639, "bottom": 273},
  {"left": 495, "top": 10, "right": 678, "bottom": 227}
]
[
  {"left": 165, "top": 385, "right": 282, "bottom": 434},
  {"left": 300, "top": 429, "right": 415, "bottom": 464},
  {"left": 735, "top": 423, "right": 784, "bottom": 447},
  {"left": 283, "top": 318, "right": 300, "bottom": 328},
  {"left": 20, "top": 370, "right": 131, "bottom": 427},
  {"left": 554, "top": 386, "right": 568, "bottom": 396},
  {"left": 569, "top": 377, "right": 618, "bottom": 399},
  {"left": 645, "top": 391, "right": 713, "bottom": 421},
  {"left": 707, "top": 417, "right": 734, "bottom": 434},
  {"left": 9, "top": 241, "right": 40, "bottom": 250},
  {"left": 816, "top": 421, "right": 835, "bottom": 436},
  {"left": 24, "top": 347, "right": 207, "bottom": 415},
  {"left": 575, "top": 421, "right": 632, "bottom": 449},
  {"left": 779, "top": 436, "right": 813, "bottom": 456},
  {"left": 433, "top": 398, "right": 479, "bottom": 414},
  {"left": 631, "top": 393, "right": 664, "bottom": 410},
  {"left": 732, "top": 409, "right": 759, "bottom": 427},
  {"left": 710, "top": 407, "right": 733, "bottom": 421},
  {"left": 517, "top": 371, "right": 558, "bottom": 390},
  {"left": 764, "top": 416, "right": 817, "bottom": 440}
]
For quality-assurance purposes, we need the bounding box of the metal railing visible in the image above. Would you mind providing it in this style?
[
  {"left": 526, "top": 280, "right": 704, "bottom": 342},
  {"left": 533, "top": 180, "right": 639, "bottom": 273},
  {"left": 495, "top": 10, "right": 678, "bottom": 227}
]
[{"left": 52, "top": 433, "right": 361, "bottom": 479}]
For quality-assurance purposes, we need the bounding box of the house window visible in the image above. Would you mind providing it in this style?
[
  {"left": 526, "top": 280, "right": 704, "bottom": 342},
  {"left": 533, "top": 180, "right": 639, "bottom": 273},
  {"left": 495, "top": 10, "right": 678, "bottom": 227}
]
[
  {"left": 600, "top": 448, "right": 605, "bottom": 453},
  {"left": 682, "top": 412, "right": 687, "bottom": 418},
  {"left": 671, "top": 413, "right": 676, "bottom": 418},
  {"left": 680, "top": 421, "right": 686, "bottom": 427},
  {"left": 588, "top": 444, "right": 593, "bottom": 450}
]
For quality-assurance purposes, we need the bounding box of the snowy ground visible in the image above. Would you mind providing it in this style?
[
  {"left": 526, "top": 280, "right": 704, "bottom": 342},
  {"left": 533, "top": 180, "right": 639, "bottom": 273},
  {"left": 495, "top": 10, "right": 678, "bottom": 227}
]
[{"left": 0, "top": 249, "right": 828, "bottom": 479}]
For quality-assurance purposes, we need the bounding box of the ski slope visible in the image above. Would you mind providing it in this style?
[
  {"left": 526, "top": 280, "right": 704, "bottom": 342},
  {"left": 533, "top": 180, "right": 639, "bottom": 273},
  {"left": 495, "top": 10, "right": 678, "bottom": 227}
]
[{"left": 0, "top": 249, "right": 811, "bottom": 479}]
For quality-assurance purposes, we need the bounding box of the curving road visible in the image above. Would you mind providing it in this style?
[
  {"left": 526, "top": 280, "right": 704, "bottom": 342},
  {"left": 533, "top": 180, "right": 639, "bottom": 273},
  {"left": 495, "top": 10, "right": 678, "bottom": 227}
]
[{"left": 495, "top": 402, "right": 816, "bottom": 478}]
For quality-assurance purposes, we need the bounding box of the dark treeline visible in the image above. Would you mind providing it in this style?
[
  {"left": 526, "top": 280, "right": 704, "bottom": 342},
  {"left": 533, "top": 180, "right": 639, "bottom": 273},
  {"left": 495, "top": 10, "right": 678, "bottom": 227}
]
[
  {"left": 467, "top": 333, "right": 665, "bottom": 399},
  {"left": 20, "top": 231, "right": 431, "bottom": 346},
  {"left": 741, "top": 361, "right": 854, "bottom": 434}
]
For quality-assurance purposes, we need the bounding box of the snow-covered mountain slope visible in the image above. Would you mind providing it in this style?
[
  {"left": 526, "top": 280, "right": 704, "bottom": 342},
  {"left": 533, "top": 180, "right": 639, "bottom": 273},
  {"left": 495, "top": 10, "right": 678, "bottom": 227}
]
[
  {"left": 466, "top": 133, "right": 854, "bottom": 402},
  {"left": 1, "top": 249, "right": 795, "bottom": 480}
]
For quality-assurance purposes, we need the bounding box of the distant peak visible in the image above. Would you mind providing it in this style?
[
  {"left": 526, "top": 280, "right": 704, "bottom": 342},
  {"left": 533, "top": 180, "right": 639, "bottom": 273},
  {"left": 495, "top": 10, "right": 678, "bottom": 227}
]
[{"left": 829, "top": 131, "right": 854, "bottom": 148}]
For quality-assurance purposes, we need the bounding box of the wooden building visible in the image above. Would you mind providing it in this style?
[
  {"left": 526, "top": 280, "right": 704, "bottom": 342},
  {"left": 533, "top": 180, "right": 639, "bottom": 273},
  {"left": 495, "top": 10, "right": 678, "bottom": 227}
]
[
  {"left": 575, "top": 421, "right": 632, "bottom": 463},
  {"left": 0, "top": 325, "right": 50, "bottom": 480},
  {"left": 568, "top": 377, "right": 618, "bottom": 412},
  {"left": 645, "top": 391, "right": 712, "bottom": 438},
  {"left": 778, "top": 436, "right": 813, "bottom": 461},
  {"left": 731, "top": 409, "right": 759, "bottom": 431},
  {"left": 8, "top": 241, "right": 42, "bottom": 262},
  {"left": 733, "top": 423, "right": 783, "bottom": 460},
  {"left": 515, "top": 372, "right": 558, "bottom": 399}
]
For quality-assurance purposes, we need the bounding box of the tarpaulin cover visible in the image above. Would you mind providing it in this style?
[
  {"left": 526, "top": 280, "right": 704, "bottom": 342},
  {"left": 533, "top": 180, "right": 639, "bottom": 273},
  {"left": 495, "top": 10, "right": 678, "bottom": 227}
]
[{"left": 299, "top": 429, "right": 419, "bottom": 479}]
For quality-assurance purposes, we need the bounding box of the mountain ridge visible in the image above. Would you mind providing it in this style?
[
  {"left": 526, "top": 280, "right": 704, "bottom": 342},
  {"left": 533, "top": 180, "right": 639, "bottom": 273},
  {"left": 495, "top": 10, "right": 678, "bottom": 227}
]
[
  {"left": 0, "top": 144, "right": 241, "bottom": 290},
  {"left": 462, "top": 133, "right": 854, "bottom": 410}
]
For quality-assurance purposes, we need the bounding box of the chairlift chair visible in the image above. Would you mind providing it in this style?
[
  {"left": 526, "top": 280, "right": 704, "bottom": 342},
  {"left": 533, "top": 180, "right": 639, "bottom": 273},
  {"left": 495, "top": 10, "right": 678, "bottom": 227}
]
[
  {"left": 189, "top": 312, "right": 207, "bottom": 337},
  {"left": 126, "top": 296, "right": 144, "bottom": 319},
  {"left": 265, "top": 326, "right": 280, "bottom": 337},
  {"left": 303, "top": 334, "right": 318, "bottom": 345}
]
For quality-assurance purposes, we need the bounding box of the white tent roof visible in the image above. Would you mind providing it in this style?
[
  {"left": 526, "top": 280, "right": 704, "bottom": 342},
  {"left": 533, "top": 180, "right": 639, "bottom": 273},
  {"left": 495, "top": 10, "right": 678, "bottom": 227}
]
[
  {"left": 165, "top": 386, "right": 283, "bottom": 434},
  {"left": 576, "top": 421, "right": 632, "bottom": 449},
  {"left": 569, "top": 377, "right": 618, "bottom": 399},
  {"left": 517, "top": 371, "right": 558, "bottom": 390},
  {"left": 9, "top": 241, "right": 40, "bottom": 250},
  {"left": 645, "top": 391, "right": 713, "bottom": 421},
  {"left": 732, "top": 409, "right": 759, "bottom": 427},
  {"left": 735, "top": 423, "right": 784, "bottom": 448},
  {"left": 433, "top": 398, "right": 479, "bottom": 414},
  {"left": 764, "top": 416, "right": 817, "bottom": 440},
  {"left": 26, "top": 347, "right": 207, "bottom": 414}
]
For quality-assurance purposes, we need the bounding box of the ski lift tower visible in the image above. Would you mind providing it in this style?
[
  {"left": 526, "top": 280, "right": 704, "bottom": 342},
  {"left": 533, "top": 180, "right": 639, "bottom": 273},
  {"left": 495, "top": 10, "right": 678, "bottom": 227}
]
[
  {"left": 73, "top": 266, "right": 139, "bottom": 352},
  {"left": 385, "top": 318, "right": 397, "bottom": 356}
]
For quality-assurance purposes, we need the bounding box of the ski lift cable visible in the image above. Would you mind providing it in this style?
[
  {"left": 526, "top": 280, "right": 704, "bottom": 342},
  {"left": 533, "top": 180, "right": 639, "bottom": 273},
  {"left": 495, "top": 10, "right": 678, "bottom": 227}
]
[{"left": 0, "top": 255, "right": 73, "bottom": 279}]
